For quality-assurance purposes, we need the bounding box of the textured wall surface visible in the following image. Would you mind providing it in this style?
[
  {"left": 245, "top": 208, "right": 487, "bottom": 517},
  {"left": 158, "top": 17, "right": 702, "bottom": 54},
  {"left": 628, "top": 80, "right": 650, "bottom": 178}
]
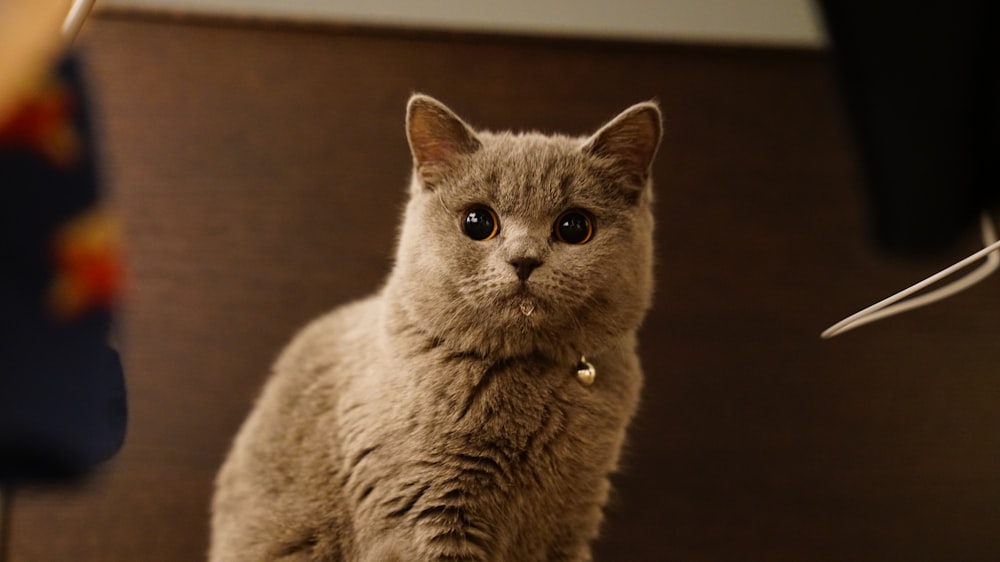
[{"left": 6, "top": 13, "right": 999, "bottom": 562}]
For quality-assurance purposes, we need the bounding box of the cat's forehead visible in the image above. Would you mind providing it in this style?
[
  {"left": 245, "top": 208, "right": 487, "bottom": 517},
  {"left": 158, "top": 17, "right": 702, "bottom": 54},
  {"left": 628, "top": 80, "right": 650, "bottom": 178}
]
[
  {"left": 479, "top": 130, "right": 581, "bottom": 154},
  {"left": 445, "top": 131, "right": 612, "bottom": 214}
]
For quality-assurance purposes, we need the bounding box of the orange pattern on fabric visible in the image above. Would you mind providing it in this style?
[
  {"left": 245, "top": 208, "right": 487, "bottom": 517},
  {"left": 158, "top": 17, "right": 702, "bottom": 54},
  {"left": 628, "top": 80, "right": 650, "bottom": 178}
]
[
  {"left": 0, "top": 78, "right": 81, "bottom": 167},
  {"left": 49, "top": 208, "right": 125, "bottom": 320}
]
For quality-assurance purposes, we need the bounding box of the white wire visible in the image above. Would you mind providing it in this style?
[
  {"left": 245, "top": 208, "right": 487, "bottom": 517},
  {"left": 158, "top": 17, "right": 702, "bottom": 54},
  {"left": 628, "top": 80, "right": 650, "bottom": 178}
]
[
  {"left": 822, "top": 213, "right": 1000, "bottom": 339},
  {"left": 62, "top": 0, "right": 97, "bottom": 43}
]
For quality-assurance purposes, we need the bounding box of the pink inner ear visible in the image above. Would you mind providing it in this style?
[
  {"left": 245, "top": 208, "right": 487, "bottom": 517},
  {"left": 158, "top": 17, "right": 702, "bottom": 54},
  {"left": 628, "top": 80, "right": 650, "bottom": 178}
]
[
  {"left": 408, "top": 102, "right": 480, "bottom": 168},
  {"left": 412, "top": 136, "right": 462, "bottom": 167},
  {"left": 587, "top": 106, "right": 661, "bottom": 184}
]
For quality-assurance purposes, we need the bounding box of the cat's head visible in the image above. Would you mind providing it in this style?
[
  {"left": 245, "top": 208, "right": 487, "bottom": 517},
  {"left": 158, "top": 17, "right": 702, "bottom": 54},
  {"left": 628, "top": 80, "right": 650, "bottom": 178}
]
[{"left": 387, "top": 94, "right": 661, "bottom": 361}]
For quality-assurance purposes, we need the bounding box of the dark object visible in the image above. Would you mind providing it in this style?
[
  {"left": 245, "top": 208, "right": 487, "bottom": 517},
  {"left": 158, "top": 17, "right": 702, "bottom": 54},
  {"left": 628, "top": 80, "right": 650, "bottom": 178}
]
[
  {"left": 0, "top": 57, "right": 126, "bottom": 481},
  {"left": 818, "top": 1, "right": 1000, "bottom": 254}
]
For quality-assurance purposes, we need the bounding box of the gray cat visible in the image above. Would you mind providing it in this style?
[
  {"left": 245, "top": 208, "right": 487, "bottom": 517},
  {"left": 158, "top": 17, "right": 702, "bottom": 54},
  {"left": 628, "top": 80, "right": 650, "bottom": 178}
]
[{"left": 210, "top": 94, "right": 662, "bottom": 561}]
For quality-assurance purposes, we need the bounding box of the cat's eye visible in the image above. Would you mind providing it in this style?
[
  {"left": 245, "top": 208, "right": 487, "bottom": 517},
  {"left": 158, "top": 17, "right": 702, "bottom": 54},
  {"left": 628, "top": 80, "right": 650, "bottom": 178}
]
[
  {"left": 463, "top": 206, "right": 499, "bottom": 241},
  {"left": 554, "top": 210, "right": 594, "bottom": 245}
]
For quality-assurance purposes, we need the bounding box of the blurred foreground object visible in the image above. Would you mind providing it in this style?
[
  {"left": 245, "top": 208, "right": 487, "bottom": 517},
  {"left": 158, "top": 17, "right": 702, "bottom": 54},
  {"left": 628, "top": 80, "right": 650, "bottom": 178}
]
[
  {"left": 819, "top": 1, "right": 999, "bottom": 254},
  {"left": 1, "top": 1, "right": 126, "bottom": 481}
]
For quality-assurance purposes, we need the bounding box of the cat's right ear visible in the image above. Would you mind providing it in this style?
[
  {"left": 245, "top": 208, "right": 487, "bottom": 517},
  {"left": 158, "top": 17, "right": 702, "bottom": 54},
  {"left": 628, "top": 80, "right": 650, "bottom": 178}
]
[
  {"left": 582, "top": 101, "right": 662, "bottom": 199},
  {"left": 406, "top": 94, "right": 481, "bottom": 189}
]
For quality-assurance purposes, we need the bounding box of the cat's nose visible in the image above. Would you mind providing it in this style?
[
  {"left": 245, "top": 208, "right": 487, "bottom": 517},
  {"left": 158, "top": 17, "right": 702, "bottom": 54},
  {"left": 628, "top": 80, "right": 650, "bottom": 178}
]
[{"left": 510, "top": 257, "right": 542, "bottom": 281}]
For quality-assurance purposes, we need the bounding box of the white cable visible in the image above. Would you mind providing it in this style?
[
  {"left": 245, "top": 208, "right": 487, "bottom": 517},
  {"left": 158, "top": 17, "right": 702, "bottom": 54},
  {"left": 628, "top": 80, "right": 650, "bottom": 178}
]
[
  {"left": 822, "top": 213, "right": 1000, "bottom": 338},
  {"left": 62, "top": 0, "right": 97, "bottom": 43}
]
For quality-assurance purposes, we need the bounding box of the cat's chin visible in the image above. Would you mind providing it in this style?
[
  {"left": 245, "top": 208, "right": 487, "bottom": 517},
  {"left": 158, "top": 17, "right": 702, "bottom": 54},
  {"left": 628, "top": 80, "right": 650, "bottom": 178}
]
[
  {"left": 510, "top": 284, "right": 536, "bottom": 316},
  {"left": 392, "top": 280, "right": 614, "bottom": 361},
  {"left": 504, "top": 285, "right": 547, "bottom": 322},
  {"left": 498, "top": 293, "right": 578, "bottom": 349}
]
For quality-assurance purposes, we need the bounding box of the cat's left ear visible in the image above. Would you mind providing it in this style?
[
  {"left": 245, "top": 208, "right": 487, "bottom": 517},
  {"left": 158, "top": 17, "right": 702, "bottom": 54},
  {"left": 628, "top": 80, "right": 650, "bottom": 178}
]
[
  {"left": 406, "top": 94, "right": 481, "bottom": 189},
  {"left": 582, "top": 101, "right": 663, "bottom": 194}
]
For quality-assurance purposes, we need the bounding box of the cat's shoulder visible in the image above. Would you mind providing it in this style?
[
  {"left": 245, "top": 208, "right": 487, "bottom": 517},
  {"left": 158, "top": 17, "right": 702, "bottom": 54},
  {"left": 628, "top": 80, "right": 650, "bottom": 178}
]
[
  {"left": 297, "top": 294, "right": 384, "bottom": 341},
  {"left": 273, "top": 294, "right": 386, "bottom": 375}
]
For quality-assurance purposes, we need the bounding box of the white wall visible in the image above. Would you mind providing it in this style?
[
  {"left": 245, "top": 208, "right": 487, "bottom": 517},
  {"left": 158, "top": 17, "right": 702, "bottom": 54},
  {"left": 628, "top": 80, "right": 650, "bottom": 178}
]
[{"left": 97, "top": 0, "right": 825, "bottom": 47}]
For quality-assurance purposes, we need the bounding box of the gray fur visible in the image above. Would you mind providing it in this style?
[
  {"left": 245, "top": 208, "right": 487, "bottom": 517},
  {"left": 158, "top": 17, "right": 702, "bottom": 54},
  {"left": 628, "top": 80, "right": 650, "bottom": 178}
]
[{"left": 210, "top": 94, "right": 662, "bottom": 561}]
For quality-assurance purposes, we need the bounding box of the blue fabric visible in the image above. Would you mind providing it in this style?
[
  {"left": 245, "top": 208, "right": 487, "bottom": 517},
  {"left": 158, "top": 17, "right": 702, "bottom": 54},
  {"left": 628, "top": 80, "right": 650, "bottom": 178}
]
[{"left": 0, "top": 56, "right": 127, "bottom": 481}]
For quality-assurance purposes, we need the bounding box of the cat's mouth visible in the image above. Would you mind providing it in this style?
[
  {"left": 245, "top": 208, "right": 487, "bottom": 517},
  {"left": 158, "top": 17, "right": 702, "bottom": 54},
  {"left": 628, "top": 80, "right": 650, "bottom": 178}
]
[
  {"left": 494, "top": 279, "right": 556, "bottom": 322},
  {"left": 513, "top": 281, "right": 540, "bottom": 300},
  {"left": 518, "top": 299, "right": 535, "bottom": 317},
  {"left": 512, "top": 284, "right": 541, "bottom": 318}
]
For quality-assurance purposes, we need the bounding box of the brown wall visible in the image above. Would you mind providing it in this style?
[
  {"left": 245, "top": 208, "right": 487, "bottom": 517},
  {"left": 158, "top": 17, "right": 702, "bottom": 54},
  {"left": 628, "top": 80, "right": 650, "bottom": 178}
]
[{"left": 7, "top": 13, "right": 1000, "bottom": 561}]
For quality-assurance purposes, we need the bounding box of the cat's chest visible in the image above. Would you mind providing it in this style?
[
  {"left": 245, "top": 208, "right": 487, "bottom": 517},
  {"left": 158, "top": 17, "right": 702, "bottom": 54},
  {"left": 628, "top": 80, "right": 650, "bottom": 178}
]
[
  {"left": 334, "top": 350, "right": 634, "bottom": 560},
  {"left": 346, "top": 348, "right": 630, "bottom": 480},
  {"left": 313, "top": 330, "right": 642, "bottom": 558},
  {"left": 419, "top": 352, "right": 593, "bottom": 437}
]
